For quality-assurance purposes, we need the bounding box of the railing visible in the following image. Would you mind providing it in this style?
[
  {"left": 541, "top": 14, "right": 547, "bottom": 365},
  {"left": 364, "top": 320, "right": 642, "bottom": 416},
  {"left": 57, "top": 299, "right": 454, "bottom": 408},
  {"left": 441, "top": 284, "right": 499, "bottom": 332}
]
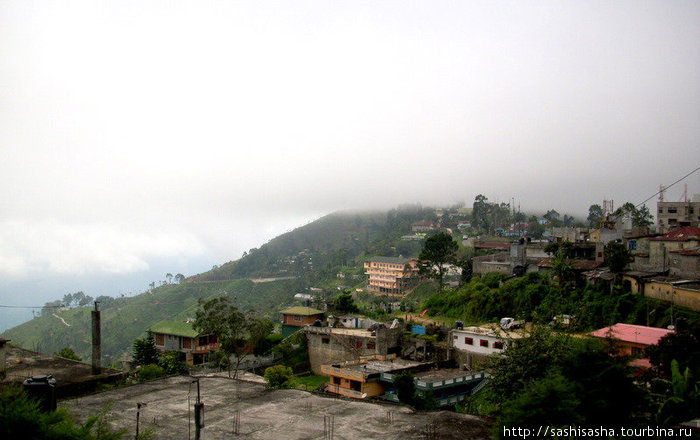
[
  {"left": 325, "top": 384, "right": 366, "bottom": 399},
  {"left": 194, "top": 342, "right": 220, "bottom": 353},
  {"left": 320, "top": 365, "right": 365, "bottom": 380},
  {"left": 380, "top": 372, "right": 490, "bottom": 390}
]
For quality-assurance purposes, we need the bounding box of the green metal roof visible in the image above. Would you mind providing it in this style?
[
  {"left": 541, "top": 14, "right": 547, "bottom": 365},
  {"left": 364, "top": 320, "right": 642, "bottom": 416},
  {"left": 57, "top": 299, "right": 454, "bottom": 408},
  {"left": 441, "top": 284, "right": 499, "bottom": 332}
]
[
  {"left": 279, "top": 306, "right": 324, "bottom": 316},
  {"left": 149, "top": 320, "right": 200, "bottom": 338}
]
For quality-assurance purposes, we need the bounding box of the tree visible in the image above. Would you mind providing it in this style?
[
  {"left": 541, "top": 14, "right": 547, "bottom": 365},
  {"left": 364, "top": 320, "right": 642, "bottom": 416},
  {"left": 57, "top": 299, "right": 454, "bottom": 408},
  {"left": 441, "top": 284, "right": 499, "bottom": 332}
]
[
  {"left": 393, "top": 373, "right": 417, "bottom": 405},
  {"left": 647, "top": 328, "right": 700, "bottom": 379},
  {"left": 264, "top": 365, "right": 296, "bottom": 389},
  {"left": 0, "top": 384, "right": 126, "bottom": 440},
  {"left": 132, "top": 331, "right": 160, "bottom": 367},
  {"left": 333, "top": 291, "right": 358, "bottom": 314},
  {"left": 562, "top": 214, "right": 575, "bottom": 227},
  {"left": 158, "top": 351, "right": 186, "bottom": 375},
  {"left": 472, "top": 194, "right": 491, "bottom": 232},
  {"left": 54, "top": 347, "right": 81, "bottom": 361},
  {"left": 604, "top": 241, "right": 632, "bottom": 281},
  {"left": 482, "top": 327, "right": 646, "bottom": 435},
  {"left": 194, "top": 296, "right": 252, "bottom": 378},
  {"left": 614, "top": 202, "right": 654, "bottom": 228},
  {"left": 174, "top": 273, "right": 185, "bottom": 284},
  {"left": 165, "top": 273, "right": 173, "bottom": 284},
  {"left": 418, "top": 232, "right": 458, "bottom": 293},
  {"left": 550, "top": 252, "right": 575, "bottom": 288},
  {"left": 633, "top": 205, "right": 654, "bottom": 227},
  {"left": 543, "top": 209, "right": 561, "bottom": 226},
  {"left": 587, "top": 204, "right": 604, "bottom": 228}
]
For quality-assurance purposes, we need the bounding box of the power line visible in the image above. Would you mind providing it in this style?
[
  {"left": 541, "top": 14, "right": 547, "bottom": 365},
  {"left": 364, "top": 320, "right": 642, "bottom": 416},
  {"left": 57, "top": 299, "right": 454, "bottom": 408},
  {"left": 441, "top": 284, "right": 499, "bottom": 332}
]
[
  {"left": 0, "top": 304, "right": 64, "bottom": 309},
  {"left": 636, "top": 164, "right": 700, "bottom": 207}
]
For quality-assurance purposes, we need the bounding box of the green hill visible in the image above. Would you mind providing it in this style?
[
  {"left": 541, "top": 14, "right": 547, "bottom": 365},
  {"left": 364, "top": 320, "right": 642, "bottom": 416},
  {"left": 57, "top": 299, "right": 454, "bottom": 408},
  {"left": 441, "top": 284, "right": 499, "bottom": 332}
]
[{"left": 2, "top": 207, "right": 439, "bottom": 364}]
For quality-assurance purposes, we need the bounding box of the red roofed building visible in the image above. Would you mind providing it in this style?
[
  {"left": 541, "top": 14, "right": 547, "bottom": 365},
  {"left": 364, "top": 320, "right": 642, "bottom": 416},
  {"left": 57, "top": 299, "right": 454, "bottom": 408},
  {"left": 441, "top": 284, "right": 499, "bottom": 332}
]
[
  {"left": 589, "top": 323, "right": 674, "bottom": 358},
  {"left": 637, "top": 226, "right": 700, "bottom": 273}
]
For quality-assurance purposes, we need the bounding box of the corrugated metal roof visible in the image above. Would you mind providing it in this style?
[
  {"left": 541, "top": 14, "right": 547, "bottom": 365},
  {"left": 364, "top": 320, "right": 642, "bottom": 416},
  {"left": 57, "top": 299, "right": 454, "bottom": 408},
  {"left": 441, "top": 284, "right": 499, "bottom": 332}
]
[
  {"left": 537, "top": 258, "right": 603, "bottom": 270},
  {"left": 150, "top": 320, "right": 200, "bottom": 338},
  {"left": 651, "top": 226, "right": 700, "bottom": 241},
  {"left": 279, "top": 306, "right": 324, "bottom": 316},
  {"left": 589, "top": 323, "right": 673, "bottom": 346},
  {"left": 365, "top": 256, "right": 414, "bottom": 264}
]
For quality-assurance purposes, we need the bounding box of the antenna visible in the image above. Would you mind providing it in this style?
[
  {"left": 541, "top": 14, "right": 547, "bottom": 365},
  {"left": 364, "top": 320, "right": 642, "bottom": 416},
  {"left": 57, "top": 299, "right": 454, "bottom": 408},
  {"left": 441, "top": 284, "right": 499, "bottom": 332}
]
[{"left": 659, "top": 184, "right": 666, "bottom": 203}]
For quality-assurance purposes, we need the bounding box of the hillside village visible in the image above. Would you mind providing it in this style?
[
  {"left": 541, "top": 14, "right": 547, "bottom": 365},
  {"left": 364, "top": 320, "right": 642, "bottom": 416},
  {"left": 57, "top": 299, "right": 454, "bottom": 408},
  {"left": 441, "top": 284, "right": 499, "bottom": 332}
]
[{"left": 2, "top": 194, "right": 700, "bottom": 438}]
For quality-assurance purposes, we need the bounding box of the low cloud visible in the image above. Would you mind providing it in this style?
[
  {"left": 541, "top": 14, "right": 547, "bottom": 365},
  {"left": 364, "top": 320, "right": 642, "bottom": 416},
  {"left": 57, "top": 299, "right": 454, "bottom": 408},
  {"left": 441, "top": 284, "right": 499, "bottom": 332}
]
[{"left": 0, "top": 220, "right": 206, "bottom": 278}]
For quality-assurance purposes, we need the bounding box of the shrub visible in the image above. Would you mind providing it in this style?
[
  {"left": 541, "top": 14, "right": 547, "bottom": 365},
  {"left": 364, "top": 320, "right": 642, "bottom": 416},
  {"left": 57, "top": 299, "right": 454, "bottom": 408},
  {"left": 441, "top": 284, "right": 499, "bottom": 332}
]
[
  {"left": 138, "top": 364, "right": 164, "bottom": 381},
  {"left": 264, "top": 365, "right": 296, "bottom": 389}
]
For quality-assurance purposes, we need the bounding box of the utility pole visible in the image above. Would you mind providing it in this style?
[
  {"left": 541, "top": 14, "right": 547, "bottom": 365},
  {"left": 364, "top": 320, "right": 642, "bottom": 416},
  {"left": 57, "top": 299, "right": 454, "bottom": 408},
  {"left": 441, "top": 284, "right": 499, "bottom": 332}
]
[
  {"left": 135, "top": 402, "right": 147, "bottom": 440},
  {"left": 91, "top": 301, "right": 101, "bottom": 375},
  {"left": 193, "top": 378, "right": 204, "bottom": 440}
]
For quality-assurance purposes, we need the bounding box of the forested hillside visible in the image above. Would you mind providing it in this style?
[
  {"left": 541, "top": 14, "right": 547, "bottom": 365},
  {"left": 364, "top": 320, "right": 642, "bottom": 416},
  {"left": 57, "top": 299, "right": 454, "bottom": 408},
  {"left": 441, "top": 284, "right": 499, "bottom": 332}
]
[{"left": 1, "top": 207, "right": 440, "bottom": 363}]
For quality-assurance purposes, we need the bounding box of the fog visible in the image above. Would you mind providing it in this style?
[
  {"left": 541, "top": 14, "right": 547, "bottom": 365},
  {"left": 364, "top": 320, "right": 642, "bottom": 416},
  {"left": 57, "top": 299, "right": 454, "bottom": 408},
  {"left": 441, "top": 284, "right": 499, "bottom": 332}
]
[{"left": 1, "top": 1, "right": 698, "bottom": 328}]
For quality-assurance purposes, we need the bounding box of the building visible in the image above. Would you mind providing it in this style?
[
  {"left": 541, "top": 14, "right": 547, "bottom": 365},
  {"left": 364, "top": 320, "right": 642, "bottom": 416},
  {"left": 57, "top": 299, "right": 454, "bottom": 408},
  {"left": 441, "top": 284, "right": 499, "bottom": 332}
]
[
  {"left": 588, "top": 323, "right": 674, "bottom": 359},
  {"left": 363, "top": 257, "right": 419, "bottom": 295},
  {"left": 411, "top": 220, "right": 438, "bottom": 232},
  {"left": 657, "top": 196, "right": 700, "bottom": 233},
  {"left": 633, "top": 227, "right": 700, "bottom": 273},
  {"left": 669, "top": 247, "right": 700, "bottom": 279},
  {"left": 150, "top": 320, "right": 219, "bottom": 366},
  {"left": 639, "top": 277, "right": 700, "bottom": 311},
  {"left": 382, "top": 368, "right": 490, "bottom": 407},
  {"left": 321, "top": 355, "right": 424, "bottom": 399},
  {"left": 449, "top": 326, "right": 523, "bottom": 369},
  {"left": 279, "top": 306, "right": 324, "bottom": 337},
  {"left": 305, "top": 326, "right": 402, "bottom": 374},
  {"left": 321, "top": 355, "right": 490, "bottom": 406}
]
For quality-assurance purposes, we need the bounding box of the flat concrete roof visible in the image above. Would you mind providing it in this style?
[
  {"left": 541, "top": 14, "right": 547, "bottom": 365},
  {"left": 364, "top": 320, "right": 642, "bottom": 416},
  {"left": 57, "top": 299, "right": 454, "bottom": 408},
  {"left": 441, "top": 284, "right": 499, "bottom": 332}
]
[
  {"left": 306, "top": 327, "right": 374, "bottom": 337},
  {"left": 414, "top": 369, "right": 472, "bottom": 382},
  {"left": 3, "top": 346, "right": 123, "bottom": 385},
  {"left": 61, "top": 375, "right": 491, "bottom": 440},
  {"left": 338, "top": 359, "right": 425, "bottom": 374}
]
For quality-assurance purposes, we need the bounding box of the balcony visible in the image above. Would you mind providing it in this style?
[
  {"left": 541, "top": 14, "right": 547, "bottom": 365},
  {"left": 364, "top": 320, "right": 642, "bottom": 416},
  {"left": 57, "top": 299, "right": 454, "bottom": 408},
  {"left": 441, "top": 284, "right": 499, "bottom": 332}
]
[
  {"left": 194, "top": 342, "right": 220, "bottom": 354},
  {"left": 325, "top": 384, "right": 367, "bottom": 399}
]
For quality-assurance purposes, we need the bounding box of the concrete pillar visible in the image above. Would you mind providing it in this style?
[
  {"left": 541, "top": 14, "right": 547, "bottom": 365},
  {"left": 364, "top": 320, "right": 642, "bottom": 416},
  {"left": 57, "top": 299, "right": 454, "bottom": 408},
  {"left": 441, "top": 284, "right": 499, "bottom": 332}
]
[
  {"left": 0, "top": 339, "right": 9, "bottom": 377},
  {"left": 91, "top": 302, "right": 101, "bottom": 375}
]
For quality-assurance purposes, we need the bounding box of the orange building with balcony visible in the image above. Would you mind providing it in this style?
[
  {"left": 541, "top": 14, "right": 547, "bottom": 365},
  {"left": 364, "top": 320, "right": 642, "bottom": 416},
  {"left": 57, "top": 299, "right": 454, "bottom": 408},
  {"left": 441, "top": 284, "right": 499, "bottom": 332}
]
[
  {"left": 363, "top": 257, "right": 419, "bottom": 295},
  {"left": 321, "top": 355, "right": 424, "bottom": 399}
]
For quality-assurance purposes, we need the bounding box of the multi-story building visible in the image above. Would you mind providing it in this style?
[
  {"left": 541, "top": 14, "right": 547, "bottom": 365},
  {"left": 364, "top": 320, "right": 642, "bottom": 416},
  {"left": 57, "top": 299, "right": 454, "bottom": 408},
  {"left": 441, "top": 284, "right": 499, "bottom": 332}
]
[
  {"left": 449, "top": 325, "right": 523, "bottom": 369},
  {"left": 150, "top": 320, "right": 219, "bottom": 366},
  {"left": 657, "top": 196, "right": 700, "bottom": 233},
  {"left": 363, "top": 257, "right": 419, "bottom": 295}
]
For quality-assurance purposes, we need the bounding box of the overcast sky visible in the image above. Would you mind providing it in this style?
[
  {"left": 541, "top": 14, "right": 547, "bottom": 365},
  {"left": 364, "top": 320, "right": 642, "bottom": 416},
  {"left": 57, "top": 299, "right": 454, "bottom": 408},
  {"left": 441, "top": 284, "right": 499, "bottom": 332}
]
[{"left": 1, "top": 1, "right": 699, "bottom": 318}]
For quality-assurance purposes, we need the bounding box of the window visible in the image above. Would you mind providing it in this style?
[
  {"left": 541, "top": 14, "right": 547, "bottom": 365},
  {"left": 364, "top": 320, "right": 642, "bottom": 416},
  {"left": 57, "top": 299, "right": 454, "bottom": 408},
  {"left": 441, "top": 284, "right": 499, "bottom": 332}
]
[
  {"left": 480, "top": 339, "right": 489, "bottom": 347},
  {"left": 493, "top": 341, "right": 504, "bottom": 350},
  {"left": 322, "top": 337, "right": 330, "bottom": 344},
  {"left": 631, "top": 346, "right": 643, "bottom": 358},
  {"left": 464, "top": 337, "right": 473, "bottom": 345},
  {"left": 668, "top": 207, "right": 677, "bottom": 214},
  {"left": 155, "top": 334, "right": 164, "bottom": 346},
  {"left": 659, "top": 208, "right": 663, "bottom": 214},
  {"left": 294, "top": 315, "right": 303, "bottom": 322},
  {"left": 183, "top": 338, "right": 191, "bottom": 349},
  {"left": 367, "top": 342, "right": 376, "bottom": 350},
  {"left": 355, "top": 340, "right": 363, "bottom": 349},
  {"left": 198, "top": 336, "right": 208, "bottom": 346}
]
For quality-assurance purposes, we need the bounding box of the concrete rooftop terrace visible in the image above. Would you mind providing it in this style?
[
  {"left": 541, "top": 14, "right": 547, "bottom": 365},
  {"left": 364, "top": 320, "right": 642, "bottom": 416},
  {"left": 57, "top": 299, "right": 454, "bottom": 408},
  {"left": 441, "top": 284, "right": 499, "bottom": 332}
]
[{"left": 61, "top": 375, "right": 491, "bottom": 440}]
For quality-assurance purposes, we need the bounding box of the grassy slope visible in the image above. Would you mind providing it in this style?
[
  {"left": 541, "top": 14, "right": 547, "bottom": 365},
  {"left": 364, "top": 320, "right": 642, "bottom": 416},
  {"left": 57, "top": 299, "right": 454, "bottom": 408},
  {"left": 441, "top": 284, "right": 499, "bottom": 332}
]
[{"left": 2, "top": 278, "right": 300, "bottom": 364}]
